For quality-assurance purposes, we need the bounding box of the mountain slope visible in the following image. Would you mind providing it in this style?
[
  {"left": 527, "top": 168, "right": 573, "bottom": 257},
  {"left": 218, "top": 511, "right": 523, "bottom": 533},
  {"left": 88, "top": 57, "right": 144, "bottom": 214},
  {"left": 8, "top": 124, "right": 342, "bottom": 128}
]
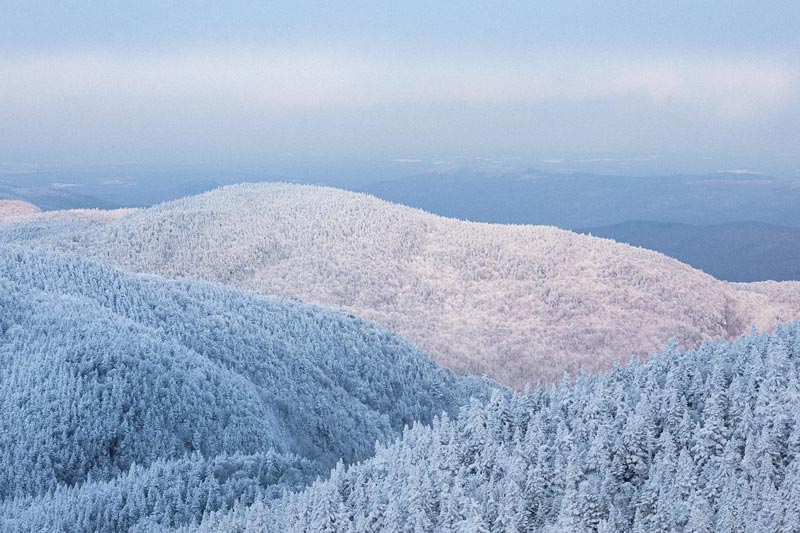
[
  {"left": 579, "top": 220, "right": 800, "bottom": 282},
  {"left": 5, "top": 182, "right": 800, "bottom": 387},
  {"left": 0, "top": 246, "right": 486, "bottom": 519},
  {"left": 185, "top": 322, "right": 800, "bottom": 533},
  {"left": 0, "top": 199, "right": 40, "bottom": 219}
]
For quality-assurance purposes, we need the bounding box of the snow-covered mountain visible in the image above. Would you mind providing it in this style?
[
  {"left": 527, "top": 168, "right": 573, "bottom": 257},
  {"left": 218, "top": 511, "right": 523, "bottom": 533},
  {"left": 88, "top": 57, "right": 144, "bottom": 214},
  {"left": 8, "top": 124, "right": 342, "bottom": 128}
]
[
  {"left": 0, "top": 246, "right": 488, "bottom": 530},
  {"left": 0, "top": 200, "right": 40, "bottom": 219},
  {"left": 4, "top": 182, "right": 800, "bottom": 387}
]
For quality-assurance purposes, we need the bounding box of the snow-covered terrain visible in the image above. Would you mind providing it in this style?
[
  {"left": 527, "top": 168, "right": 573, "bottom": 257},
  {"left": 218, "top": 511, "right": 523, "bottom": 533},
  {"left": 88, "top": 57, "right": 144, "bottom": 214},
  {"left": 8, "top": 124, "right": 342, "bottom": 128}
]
[
  {"left": 0, "top": 200, "right": 40, "bottom": 219},
  {"left": 4, "top": 182, "right": 800, "bottom": 387},
  {"left": 0, "top": 246, "right": 489, "bottom": 530},
  {"left": 183, "top": 322, "right": 800, "bottom": 533}
]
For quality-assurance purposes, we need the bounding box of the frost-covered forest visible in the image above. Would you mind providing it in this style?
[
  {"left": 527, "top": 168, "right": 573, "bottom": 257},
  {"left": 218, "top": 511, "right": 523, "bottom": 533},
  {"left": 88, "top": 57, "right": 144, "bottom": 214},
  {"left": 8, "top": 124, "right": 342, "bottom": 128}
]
[
  {"left": 0, "top": 246, "right": 490, "bottom": 531},
  {"left": 3, "top": 183, "right": 800, "bottom": 387},
  {"left": 3, "top": 184, "right": 800, "bottom": 532},
  {"left": 5, "top": 288, "right": 800, "bottom": 531},
  {"left": 177, "top": 322, "right": 800, "bottom": 532},
  {"left": 3, "top": 0, "right": 798, "bottom": 529}
]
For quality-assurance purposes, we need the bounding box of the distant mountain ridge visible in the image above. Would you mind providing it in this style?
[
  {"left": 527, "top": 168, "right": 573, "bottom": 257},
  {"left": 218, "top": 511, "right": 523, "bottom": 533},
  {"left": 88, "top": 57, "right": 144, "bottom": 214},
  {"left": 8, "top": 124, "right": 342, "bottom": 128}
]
[
  {"left": 0, "top": 183, "right": 120, "bottom": 211},
  {"left": 4, "top": 182, "right": 800, "bottom": 388},
  {"left": 359, "top": 169, "right": 800, "bottom": 228},
  {"left": 579, "top": 220, "right": 800, "bottom": 282},
  {"left": 0, "top": 200, "right": 40, "bottom": 219}
]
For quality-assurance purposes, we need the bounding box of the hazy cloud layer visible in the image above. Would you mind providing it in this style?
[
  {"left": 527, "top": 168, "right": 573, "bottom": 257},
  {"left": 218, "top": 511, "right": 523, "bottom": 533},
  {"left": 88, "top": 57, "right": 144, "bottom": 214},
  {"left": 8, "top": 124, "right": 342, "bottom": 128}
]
[
  {"left": 1, "top": 48, "right": 797, "bottom": 162},
  {"left": 2, "top": 49, "right": 795, "bottom": 115}
]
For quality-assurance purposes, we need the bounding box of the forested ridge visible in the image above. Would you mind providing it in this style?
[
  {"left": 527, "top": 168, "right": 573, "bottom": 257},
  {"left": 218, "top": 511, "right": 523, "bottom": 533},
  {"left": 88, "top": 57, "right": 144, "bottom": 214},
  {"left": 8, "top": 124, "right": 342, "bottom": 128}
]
[
  {"left": 180, "top": 322, "right": 800, "bottom": 532},
  {"left": 4, "top": 249, "right": 799, "bottom": 532},
  {"left": 3, "top": 183, "right": 800, "bottom": 387},
  {"left": 0, "top": 245, "right": 490, "bottom": 531}
]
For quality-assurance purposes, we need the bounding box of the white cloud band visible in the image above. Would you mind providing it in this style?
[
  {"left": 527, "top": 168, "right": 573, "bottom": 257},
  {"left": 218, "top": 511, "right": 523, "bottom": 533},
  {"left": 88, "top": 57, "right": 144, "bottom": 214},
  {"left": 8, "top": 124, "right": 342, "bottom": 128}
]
[{"left": 0, "top": 48, "right": 795, "bottom": 122}]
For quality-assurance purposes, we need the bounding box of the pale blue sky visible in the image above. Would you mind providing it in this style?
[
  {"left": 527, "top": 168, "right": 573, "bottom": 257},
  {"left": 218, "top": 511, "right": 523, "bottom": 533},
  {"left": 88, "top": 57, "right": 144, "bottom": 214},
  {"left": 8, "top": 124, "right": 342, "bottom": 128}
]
[
  {"left": 2, "top": 1, "right": 798, "bottom": 54},
  {"left": 1, "top": 1, "right": 798, "bottom": 170}
]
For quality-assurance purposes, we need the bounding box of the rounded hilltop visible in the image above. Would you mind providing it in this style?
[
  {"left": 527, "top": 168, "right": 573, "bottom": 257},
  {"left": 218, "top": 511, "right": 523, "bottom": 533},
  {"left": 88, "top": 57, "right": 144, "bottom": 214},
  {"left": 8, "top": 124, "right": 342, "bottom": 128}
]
[{"left": 6, "top": 182, "right": 800, "bottom": 388}]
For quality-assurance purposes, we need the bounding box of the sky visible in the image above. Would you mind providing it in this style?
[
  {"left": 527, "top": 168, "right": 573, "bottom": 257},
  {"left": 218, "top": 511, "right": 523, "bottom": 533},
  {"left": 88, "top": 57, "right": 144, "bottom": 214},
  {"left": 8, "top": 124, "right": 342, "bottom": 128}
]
[{"left": 1, "top": 1, "right": 799, "bottom": 172}]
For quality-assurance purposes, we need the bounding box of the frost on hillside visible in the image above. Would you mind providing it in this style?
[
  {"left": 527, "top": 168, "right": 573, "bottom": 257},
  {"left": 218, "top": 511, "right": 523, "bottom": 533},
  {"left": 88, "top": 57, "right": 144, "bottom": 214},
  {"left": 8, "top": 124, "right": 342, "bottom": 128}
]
[
  {"left": 182, "top": 322, "right": 800, "bottom": 533},
  {"left": 3, "top": 182, "right": 800, "bottom": 388},
  {"left": 0, "top": 207, "right": 134, "bottom": 242},
  {"left": 12, "top": 313, "right": 800, "bottom": 532},
  {"left": 0, "top": 200, "right": 40, "bottom": 219},
  {"left": 0, "top": 246, "right": 489, "bottom": 531}
]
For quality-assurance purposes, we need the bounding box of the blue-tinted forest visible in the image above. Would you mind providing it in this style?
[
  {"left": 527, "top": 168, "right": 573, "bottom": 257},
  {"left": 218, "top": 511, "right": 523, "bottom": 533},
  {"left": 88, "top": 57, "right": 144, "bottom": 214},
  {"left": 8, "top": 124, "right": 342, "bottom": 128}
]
[
  {"left": 0, "top": 246, "right": 490, "bottom": 530},
  {"left": 3, "top": 244, "right": 800, "bottom": 531}
]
